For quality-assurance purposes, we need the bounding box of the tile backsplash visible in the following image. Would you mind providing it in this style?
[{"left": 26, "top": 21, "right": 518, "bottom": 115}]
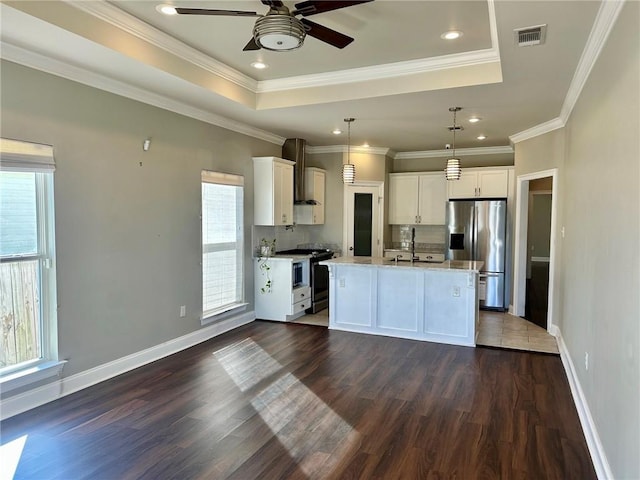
[
  {"left": 389, "top": 225, "right": 446, "bottom": 252},
  {"left": 252, "top": 225, "right": 311, "bottom": 253}
]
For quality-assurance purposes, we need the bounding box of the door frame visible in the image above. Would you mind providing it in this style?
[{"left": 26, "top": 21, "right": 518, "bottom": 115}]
[
  {"left": 512, "top": 168, "right": 558, "bottom": 334},
  {"left": 342, "top": 181, "right": 384, "bottom": 257}
]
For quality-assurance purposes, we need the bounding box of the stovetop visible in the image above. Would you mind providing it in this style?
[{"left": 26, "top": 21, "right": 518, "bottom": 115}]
[{"left": 277, "top": 248, "right": 334, "bottom": 259}]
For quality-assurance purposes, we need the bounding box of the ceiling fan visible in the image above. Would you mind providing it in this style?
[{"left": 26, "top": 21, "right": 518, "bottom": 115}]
[{"left": 170, "top": 0, "right": 373, "bottom": 52}]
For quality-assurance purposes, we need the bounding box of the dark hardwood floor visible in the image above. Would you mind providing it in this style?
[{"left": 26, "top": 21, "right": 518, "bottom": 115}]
[{"left": 1, "top": 321, "right": 596, "bottom": 479}]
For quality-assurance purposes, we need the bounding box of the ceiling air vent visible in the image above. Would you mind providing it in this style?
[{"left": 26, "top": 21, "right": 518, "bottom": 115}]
[{"left": 514, "top": 24, "right": 547, "bottom": 47}]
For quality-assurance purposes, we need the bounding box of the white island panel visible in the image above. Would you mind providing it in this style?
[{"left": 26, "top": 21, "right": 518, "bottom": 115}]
[
  {"left": 377, "top": 268, "right": 422, "bottom": 332},
  {"left": 424, "top": 271, "right": 475, "bottom": 340},
  {"left": 335, "top": 267, "right": 375, "bottom": 327}
]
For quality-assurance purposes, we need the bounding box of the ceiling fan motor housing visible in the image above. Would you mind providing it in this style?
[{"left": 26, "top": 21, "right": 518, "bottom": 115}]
[{"left": 253, "top": 14, "right": 306, "bottom": 51}]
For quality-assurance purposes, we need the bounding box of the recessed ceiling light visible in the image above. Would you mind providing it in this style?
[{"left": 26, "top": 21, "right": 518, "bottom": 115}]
[
  {"left": 251, "top": 61, "right": 268, "bottom": 70},
  {"left": 362, "top": 142, "right": 370, "bottom": 148},
  {"left": 332, "top": 129, "right": 342, "bottom": 135},
  {"left": 156, "top": 4, "right": 177, "bottom": 15},
  {"left": 441, "top": 30, "right": 463, "bottom": 40},
  {"left": 468, "top": 117, "right": 481, "bottom": 123},
  {"left": 477, "top": 135, "right": 487, "bottom": 140}
]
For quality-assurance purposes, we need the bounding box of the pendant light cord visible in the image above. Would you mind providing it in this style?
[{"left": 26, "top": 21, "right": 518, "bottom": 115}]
[
  {"left": 344, "top": 117, "right": 355, "bottom": 164},
  {"left": 452, "top": 109, "right": 457, "bottom": 157}
]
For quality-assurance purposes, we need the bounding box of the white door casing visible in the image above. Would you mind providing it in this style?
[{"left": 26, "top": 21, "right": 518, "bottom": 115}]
[{"left": 513, "top": 168, "right": 558, "bottom": 334}]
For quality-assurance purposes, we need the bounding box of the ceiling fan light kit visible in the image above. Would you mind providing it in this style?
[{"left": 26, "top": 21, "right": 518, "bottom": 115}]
[{"left": 254, "top": 14, "right": 306, "bottom": 51}]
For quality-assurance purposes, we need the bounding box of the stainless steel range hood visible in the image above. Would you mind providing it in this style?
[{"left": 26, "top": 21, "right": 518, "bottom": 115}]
[{"left": 282, "top": 138, "right": 317, "bottom": 205}]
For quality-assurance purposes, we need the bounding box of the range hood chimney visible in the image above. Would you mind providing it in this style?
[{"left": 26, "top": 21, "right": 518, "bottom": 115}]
[{"left": 282, "top": 138, "right": 309, "bottom": 204}]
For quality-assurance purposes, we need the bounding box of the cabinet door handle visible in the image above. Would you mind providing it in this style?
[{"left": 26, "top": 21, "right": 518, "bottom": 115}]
[{"left": 301, "top": 293, "right": 305, "bottom": 297}]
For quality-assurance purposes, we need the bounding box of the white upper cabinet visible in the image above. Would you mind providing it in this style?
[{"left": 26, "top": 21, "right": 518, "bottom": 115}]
[
  {"left": 294, "top": 167, "right": 326, "bottom": 225},
  {"left": 253, "top": 156, "right": 295, "bottom": 226},
  {"left": 447, "top": 168, "right": 509, "bottom": 199},
  {"left": 389, "top": 172, "right": 446, "bottom": 225}
]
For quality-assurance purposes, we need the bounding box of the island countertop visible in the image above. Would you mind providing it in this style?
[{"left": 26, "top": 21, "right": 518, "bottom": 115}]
[{"left": 321, "top": 256, "right": 483, "bottom": 272}]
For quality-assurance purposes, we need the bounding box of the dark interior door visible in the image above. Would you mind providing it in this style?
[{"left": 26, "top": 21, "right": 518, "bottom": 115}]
[{"left": 353, "top": 193, "right": 373, "bottom": 256}]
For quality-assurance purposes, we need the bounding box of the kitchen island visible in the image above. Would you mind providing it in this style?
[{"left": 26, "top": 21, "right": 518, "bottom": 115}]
[{"left": 320, "top": 257, "right": 483, "bottom": 347}]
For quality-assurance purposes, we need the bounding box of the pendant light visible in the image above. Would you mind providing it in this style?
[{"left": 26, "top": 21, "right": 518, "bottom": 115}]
[
  {"left": 445, "top": 107, "right": 462, "bottom": 181},
  {"left": 342, "top": 117, "right": 356, "bottom": 184}
]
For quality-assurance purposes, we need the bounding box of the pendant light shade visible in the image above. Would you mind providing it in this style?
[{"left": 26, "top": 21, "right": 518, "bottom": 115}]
[
  {"left": 445, "top": 107, "right": 462, "bottom": 181},
  {"left": 342, "top": 163, "right": 355, "bottom": 183},
  {"left": 343, "top": 117, "right": 355, "bottom": 184}
]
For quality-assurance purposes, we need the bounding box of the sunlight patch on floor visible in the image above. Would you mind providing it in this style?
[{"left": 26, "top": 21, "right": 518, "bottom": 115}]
[
  {"left": 0, "top": 434, "right": 27, "bottom": 480},
  {"left": 216, "top": 338, "right": 359, "bottom": 478},
  {"left": 213, "top": 338, "right": 282, "bottom": 391}
]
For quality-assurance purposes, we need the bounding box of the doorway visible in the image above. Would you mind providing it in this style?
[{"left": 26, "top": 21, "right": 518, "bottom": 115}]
[
  {"left": 525, "top": 186, "right": 552, "bottom": 328},
  {"left": 513, "top": 169, "right": 558, "bottom": 334},
  {"left": 343, "top": 182, "right": 384, "bottom": 257}
]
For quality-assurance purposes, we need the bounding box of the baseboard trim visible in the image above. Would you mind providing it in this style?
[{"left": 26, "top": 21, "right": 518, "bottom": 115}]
[
  {"left": 556, "top": 331, "right": 613, "bottom": 480},
  {"left": 1, "top": 311, "right": 255, "bottom": 420}
]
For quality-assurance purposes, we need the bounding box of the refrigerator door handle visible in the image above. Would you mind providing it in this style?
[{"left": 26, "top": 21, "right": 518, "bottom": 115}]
[
  {"left": 473, "top": 204, "right": 478, "bottom": 260},
  {"left": 479, "top": 273, "right": 501, "bottom": 278}
]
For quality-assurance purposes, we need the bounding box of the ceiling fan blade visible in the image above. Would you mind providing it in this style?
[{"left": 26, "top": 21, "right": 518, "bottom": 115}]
[
  {"left": 293, "top": 0, "right": 373, "bottom": 17},
  {"left": 300, "top": 18, "right": 353, "bottom": 49},
  {"left": 243, "top": 37, "right": 261, "bottom": 51},
  {"left": 174, "top": 8, "right": 260, "bottom": 17},
  {"left": 260, "top": 0, "right": 285, "bottom": 7}
]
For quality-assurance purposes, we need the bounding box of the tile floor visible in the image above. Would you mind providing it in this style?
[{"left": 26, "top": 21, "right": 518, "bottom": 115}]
[
  {"left": 292, "top": 309, "right": 559, "bottom": 355},
  {"left": 476, "top": 310, "right": 559, "bottom": 354}
]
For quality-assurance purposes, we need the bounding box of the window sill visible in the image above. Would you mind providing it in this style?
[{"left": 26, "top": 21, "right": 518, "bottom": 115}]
[
  {"left": 201, "top": 303, "right": 248, "bottom": 326},
  {"left": 0, "top": 360, "right": 67, "bottom": 393}
]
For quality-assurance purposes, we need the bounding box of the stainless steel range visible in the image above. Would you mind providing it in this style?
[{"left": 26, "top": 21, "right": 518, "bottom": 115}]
[{"left": 277, "top": 248, "right": 334, "bottom": 313}]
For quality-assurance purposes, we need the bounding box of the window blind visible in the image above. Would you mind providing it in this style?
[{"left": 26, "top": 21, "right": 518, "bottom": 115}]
[
  {"left": 201, "top": 170, "right": 244, "bottom": 316},
  {"left": 0, "top": 138, "right": 55, "bottom": 172}
]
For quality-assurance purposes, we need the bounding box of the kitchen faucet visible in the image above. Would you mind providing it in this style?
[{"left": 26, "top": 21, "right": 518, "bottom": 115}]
[{"left": 411, "top": 227, "right": 418, "bottom": 263}]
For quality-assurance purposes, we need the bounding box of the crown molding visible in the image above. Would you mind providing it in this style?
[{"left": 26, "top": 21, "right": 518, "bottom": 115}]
[
  {"left": 258, "top": 0, "right": 500, "bottom": 93},
  {"left": 66, "top": 0, "right": 503, "bottom": 97},
  {"left": 65, "top": 0, "right": 258, "bottom": 93},
  {"left": 257, "top": 48, "right": 500, "bottom": 93},
  {"left": 306, "top": 145, "right": 392, "bottom": 156},
  {"left": 394, "top": 146, "right": 513, "bottom": 160},
  {"left": 559, "top": 0, "right": 625, "bottom": 123},
  {"left": 510, "top": 0, "right": 625, "bottom": 144},
  {"left": 1, "top": 42, "right": 285, "bottom": 146},
  {"left": 509, "top": 117, "right": 565, "bottom": 144}
]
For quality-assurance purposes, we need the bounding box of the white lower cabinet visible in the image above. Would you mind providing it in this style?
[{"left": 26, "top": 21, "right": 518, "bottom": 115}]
[{"left": 255, "top": 257, "right": 310, "bottom": 321}]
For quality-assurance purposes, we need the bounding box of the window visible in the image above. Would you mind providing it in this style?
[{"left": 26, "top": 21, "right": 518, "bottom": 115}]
[
  {"left": 1, "top": 138, "right": 61, "bottom": 389},
  {"left": 201, "top": 171, "right": 245, "bottom": 320}
]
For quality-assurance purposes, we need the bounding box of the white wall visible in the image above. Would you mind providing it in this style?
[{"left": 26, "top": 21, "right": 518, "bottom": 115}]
[
  {"left": 515, "top": 2, "right": 639, "bottom": 477},
  {"left": 0, "top": 60, "right": 280, "bottom": 383}
]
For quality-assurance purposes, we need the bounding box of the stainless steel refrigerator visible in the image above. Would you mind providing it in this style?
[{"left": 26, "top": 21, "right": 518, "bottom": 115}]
[{"left": 446, "top": 199, "right": 507, "bottom": 310}]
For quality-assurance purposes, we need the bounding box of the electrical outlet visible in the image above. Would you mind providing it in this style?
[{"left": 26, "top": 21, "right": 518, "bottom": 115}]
[
  {"left": 585, "top": 352, "right": 589, "bottom": 371},
  {"left": 561, "top": 226, "right": 565, "bottom": 238},
  {"left": 339, "top": 278, "right": 346, "bottom": 288},
  {"left": 452, "top": 286, "right": 460, "bottom": 297},
  {"left": 180, "top": 305, "right": 186, "bottom": 318}
]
